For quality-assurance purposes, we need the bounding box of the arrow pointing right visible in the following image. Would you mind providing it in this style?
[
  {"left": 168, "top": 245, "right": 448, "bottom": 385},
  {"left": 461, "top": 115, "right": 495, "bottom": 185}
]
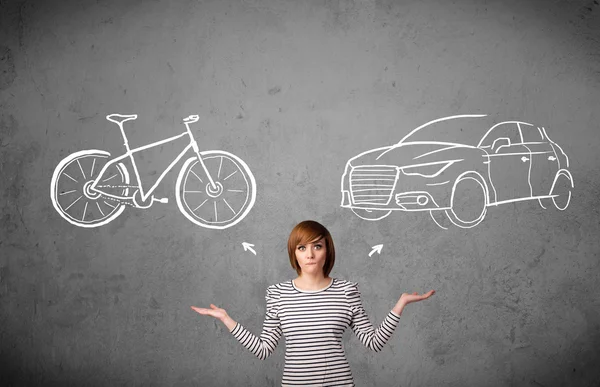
[{"left": 369, "top": 244, "right": 383, "bottom": 257}]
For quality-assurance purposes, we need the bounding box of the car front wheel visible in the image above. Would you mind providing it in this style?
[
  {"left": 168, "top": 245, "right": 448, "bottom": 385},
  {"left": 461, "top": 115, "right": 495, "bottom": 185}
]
[
  {"left": 351, "top": 208, "right": 392, "bottom": 221},
  {"left": 444, "top": 174, "right": 488, "bottom": 228}
]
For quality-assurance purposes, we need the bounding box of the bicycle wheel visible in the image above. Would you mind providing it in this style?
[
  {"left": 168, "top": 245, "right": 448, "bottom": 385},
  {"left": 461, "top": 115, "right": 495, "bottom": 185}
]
[
  {"left": 176, "top": 151, "right": 256, "bottom": 229},
  {"left": 50, "top": 150, "right": 130, "bottom": 228}
]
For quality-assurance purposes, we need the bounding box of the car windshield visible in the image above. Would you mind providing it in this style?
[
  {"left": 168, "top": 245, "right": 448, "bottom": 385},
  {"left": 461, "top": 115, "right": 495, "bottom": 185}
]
[{"left": 397, "top": 115, "right": 490, "bottom": 147}]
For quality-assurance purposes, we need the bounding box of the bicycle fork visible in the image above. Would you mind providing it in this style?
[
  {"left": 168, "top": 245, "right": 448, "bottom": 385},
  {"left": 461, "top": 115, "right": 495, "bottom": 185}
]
[{"left": 183, "top": 115, "right": 220, "bottom": 194}]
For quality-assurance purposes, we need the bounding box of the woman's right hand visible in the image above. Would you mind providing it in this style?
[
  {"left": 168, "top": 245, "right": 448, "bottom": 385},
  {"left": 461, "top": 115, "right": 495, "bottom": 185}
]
[{"left": 191, "top": 304, "right": 238, "bottom": 331}]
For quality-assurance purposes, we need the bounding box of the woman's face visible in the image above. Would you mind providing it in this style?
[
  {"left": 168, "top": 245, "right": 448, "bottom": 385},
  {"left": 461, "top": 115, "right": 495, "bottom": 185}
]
[{"left": 295, "top": 237, "right": 327, "bottom": 276}]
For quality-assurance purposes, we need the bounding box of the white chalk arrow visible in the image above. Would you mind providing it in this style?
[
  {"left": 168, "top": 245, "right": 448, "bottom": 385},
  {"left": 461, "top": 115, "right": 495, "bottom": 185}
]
[
  {"left": 242, "top": 242, "right": 256, "bottom": 255},
  {"left": 369, "top": 244, "right": 383, "bottom": 257}
]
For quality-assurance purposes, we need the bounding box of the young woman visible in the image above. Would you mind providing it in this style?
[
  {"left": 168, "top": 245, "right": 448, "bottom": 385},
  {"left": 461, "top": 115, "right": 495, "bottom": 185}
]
[{"left": 192, "top": 220, "right": 435, "bottom": 386}]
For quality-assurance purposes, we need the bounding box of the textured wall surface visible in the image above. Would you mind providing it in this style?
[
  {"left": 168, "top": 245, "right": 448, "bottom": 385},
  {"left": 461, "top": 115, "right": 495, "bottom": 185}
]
[{"left": 1, "top": 0, "right": 599, "bottom": 386}]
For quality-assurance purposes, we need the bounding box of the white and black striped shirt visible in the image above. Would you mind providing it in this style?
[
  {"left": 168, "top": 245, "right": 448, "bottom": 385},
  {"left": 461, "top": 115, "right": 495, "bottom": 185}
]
[{"left": 231, "top": 278, "right": 401, "bottom": 386}]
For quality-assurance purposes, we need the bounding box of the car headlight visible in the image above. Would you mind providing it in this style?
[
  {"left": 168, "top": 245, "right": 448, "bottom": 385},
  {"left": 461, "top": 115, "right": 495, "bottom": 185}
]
[{"left": 400, "top": 160, "right": 460, "bottom": 178}]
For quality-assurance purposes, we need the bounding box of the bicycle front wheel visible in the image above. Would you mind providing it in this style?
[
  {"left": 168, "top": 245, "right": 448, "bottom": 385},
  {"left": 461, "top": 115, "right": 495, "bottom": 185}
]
[{"left": 176, "top": 151, "right": 256, "bottom": 229}]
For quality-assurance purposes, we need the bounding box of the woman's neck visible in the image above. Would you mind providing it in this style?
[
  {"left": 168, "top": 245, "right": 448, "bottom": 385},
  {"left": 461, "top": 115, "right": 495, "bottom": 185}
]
[{"left": 294, "top": 274, "right": 332, "bottom": 291}]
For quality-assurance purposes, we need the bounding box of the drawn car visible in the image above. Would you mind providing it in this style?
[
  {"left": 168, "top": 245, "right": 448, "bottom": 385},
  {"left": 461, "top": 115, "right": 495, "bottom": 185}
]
[{"left": 340, "top": 114, "right": 573, "bottom": 229}]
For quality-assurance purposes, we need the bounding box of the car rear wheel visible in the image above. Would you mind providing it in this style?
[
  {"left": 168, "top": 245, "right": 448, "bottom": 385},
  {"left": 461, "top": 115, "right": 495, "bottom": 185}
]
[
  {"left": 351, "top": 208, "right": 392, "bottom": 221},
  {"left": 444, "top": 174, "right": 488, "bottom": 228},
  {"left": 538, "top": 170, "right": 573, "bottom": 210},
  {"left": 550, "top": 171, "right": 573, "bottom": 210}
]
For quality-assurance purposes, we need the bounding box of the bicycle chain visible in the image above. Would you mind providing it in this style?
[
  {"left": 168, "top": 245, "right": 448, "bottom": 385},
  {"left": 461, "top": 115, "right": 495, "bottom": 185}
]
[
  {"left": 96, "top": 185, "right": 136, "bottom": 207},
  {"left": 97, "top": 185, "right": 164, "bottom": 208},
  {"left": 96, "top": 185, "right": 139, "bottom": 189},
  {"left": 102, "top": 195, "right": 135, "bottom": 207}
]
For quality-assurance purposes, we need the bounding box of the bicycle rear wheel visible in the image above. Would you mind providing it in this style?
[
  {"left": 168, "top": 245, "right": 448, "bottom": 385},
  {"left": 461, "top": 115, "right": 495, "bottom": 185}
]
[
  {"left": 176, "top": 151, "right": 256, "bottom": 229},
  {"left": 50, "top": 150, "right": 129, "bottom": 228}
]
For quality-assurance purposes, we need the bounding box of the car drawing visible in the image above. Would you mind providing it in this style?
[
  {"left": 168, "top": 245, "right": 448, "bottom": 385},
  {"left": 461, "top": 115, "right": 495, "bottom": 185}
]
[{"left": 340, "top": 114, "right": 574, "bottom": 229}]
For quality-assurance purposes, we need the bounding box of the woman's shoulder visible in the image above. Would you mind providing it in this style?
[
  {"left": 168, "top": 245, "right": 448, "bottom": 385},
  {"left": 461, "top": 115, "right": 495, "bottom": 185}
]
[
  {"left": 266, "top": 280, "right": 294, "bottom": 293},
  {"left": 332, "top": 278, "right": 359, "bottom": 290}
]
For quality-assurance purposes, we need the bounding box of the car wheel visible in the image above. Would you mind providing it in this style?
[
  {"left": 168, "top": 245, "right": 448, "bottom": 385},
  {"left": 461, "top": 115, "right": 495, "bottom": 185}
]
[
  {"left": 351, "top": 208, "right": 392, "bottom": 221},
  {"left": 444, "top": 173, "right": 488, "bottom": 228},
  {"left": 430, "top": 210, "right": 451, "bottom": 230},
  {"left": 550, "top": 171, "right": 573, "bottom": 210},
  {"left": 538, "top": 197, "right": 553, "bottom": 209}
]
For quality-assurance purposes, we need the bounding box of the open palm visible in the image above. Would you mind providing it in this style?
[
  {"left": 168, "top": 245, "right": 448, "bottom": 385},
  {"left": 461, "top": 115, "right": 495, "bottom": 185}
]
[
  {"left": 191, "top": 304, "right": 229, "bottom": 321},
  {"left": 399, "top": 290, "right": 435, "bottom": 306}
]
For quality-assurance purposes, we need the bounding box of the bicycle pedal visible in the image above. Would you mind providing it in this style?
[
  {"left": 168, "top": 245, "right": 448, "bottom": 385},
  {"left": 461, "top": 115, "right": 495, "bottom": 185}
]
[{"left": 153, "top": 197, "right": 169, "bottom": 204}]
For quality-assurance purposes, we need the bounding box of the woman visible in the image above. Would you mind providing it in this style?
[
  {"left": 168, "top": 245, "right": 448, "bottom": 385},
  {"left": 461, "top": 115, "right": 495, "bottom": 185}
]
[{"left": 192, "top": 220, "right": 435, "bottom": 386}]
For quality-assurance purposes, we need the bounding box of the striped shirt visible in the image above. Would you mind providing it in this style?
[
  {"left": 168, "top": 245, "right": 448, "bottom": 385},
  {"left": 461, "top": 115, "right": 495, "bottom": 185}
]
[{"left": 231, "top": 278, "right": 401, "bottom": 386}]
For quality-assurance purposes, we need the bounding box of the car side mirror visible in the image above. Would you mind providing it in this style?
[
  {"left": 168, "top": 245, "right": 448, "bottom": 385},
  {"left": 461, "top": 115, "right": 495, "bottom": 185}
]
[{"left": 491, "top": 137, "right": 510, "bottom": 153}]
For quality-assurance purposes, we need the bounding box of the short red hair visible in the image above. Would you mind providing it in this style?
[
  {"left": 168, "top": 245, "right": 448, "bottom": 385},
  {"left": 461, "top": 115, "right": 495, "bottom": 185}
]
[{"left": 288, "top": 220, "right": 335, "bottom": 276}]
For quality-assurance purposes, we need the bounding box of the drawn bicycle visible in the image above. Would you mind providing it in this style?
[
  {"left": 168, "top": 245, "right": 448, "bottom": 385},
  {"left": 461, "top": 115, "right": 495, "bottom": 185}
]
[{"left": 50, "top": 114, "right": 256, "bottom": 229}]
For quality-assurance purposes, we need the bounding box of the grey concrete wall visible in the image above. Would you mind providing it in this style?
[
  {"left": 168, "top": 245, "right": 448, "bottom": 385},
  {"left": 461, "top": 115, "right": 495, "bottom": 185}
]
[{"left": 1, "top": 0, "right": 599, "bottom": 385}]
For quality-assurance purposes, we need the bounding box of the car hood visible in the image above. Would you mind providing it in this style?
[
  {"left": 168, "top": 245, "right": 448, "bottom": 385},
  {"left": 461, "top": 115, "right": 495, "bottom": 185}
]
[{"left": 347, "top": 142, "right": 475, "bottom": 168}]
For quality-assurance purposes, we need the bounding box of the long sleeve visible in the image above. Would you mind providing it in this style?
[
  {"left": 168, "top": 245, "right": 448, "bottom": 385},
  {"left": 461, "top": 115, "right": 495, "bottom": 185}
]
[
  {"left": 230, "top": 285, "right": 283, "bottom": 360},
  {"left": 345, "top": 282, "right": 401, "bottom": 352}
]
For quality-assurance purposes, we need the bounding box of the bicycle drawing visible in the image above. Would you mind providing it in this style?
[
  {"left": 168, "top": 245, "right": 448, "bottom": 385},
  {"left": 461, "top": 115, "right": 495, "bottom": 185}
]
[{"left": 50, "top": 114, "right": 256, "bottom": 229}]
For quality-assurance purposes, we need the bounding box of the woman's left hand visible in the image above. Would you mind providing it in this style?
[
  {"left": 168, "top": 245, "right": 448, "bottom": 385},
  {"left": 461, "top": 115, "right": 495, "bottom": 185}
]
[
  {"left": 392, "top": 290, "right": 435, "bottom": 315},
  {"left": 399, "top": 290, "right": 435, "bottom": 306}
]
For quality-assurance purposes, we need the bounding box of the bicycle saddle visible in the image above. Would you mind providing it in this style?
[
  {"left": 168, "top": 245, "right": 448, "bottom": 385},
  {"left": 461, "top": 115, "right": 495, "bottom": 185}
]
[
  {"left": 183, "top": 115, "right": 200, "bottom": 124},
  {"left": 106, "top": 114, "right": 138, "bottom": 125}
]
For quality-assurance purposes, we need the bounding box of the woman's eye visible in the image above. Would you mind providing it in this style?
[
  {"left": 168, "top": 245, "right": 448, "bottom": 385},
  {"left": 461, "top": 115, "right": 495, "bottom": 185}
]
[
  {"left": 314, "top": 244, "right": 322, "bottom": 249},
  {"left": 298, "top": 246, "right": 305, "bottom": 251}
]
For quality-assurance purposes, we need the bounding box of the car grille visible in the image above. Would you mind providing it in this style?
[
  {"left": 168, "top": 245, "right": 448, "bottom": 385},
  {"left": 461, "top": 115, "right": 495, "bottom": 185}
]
[{"left": 350, "top": 166, "right": 399, "bottom": 205}]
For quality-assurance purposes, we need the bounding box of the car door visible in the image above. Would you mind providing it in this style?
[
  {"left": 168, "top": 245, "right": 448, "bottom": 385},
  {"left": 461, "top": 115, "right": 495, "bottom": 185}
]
[
  {"left": 480, "top": 122, "right": 532, "bottom": 203},
  {"left": 519, "top": 123, "right": 560, "bottom": 198}
]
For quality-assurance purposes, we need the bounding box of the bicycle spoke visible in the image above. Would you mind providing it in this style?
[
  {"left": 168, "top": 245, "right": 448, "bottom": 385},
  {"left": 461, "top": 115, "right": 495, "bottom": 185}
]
[
  {"left": 190, "top": 170, "right": 204, "bottom": 183},
  {"left": 214, "top": 201, "right": 218, "bottom": 222},
  {"left": 227, "top": 189, "right": 244, "bottom": 193},
  {"left": 59, "top": 189, "right": 77, "bottom": 196},
  {"left": 63, "top": 173, "right": 78, "bottom": 183},
  {"left": 96, "top": 202, "right": 105, "bottom": 217},
  {"left": 223, "top": 170, "right": 237, "bottom": 180},
  {"left": 77, "top": 159, "right": 86, "bottom": 179},
  {"left": 184, "top": 190, "right": 204, "bottom": 193},
  {"left": 90, "top": 158, "right": 96, "bottom": 177},
  {"left": 217, "top": 156, "right": 223, "bottom": 179},
  {"left": 103, "top": 174, "right": 117, "bottom": 182},
  {"left": 103, "top": 200, "right": 116, "bottom": 209},
  {"left": 223, "top": 198, "right": 235, "bottom": 214},
  {"left": 82, "top": 202, "right": 88, "bottom": 222},
  {"left": 64, "top": 195, "right": 83, "bottom": 211},
  {"left": 193, "top": 199, "right": 209, "bottom": 212}
]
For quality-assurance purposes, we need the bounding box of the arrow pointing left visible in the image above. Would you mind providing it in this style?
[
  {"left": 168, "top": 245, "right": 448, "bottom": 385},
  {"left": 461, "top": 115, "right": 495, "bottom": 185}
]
[{"left": 242, "top": 242, "right": 256, "bottom": 255}]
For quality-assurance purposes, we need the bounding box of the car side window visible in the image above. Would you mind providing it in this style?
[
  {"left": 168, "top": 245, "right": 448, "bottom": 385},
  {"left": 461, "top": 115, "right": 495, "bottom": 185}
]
[
  {"left": 480, "top": 123, "right": 522, "bottom": 148},
  {"left": 519, "top": 124, "right": 544, "bottom": 143}
]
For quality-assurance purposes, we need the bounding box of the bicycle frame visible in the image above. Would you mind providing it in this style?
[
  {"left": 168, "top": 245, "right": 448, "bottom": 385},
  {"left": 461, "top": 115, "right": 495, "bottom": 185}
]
[{"left": 90, "top": 115, "right": 215, "bottom": 203}]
